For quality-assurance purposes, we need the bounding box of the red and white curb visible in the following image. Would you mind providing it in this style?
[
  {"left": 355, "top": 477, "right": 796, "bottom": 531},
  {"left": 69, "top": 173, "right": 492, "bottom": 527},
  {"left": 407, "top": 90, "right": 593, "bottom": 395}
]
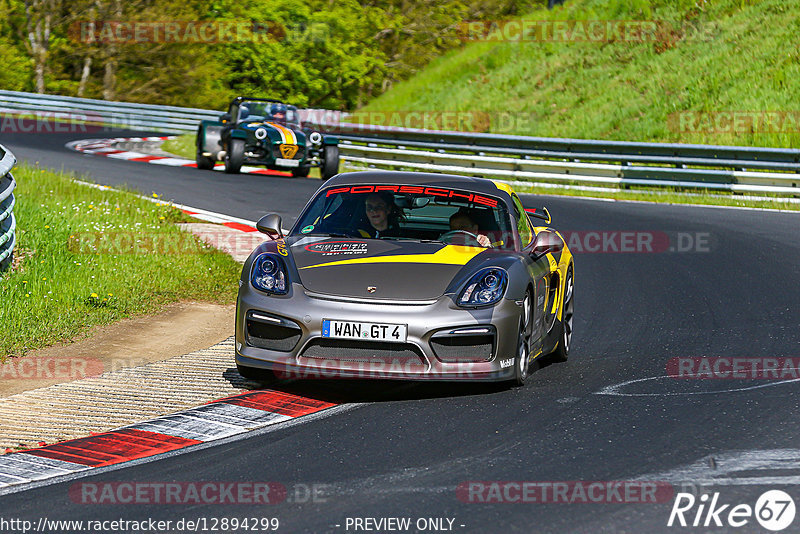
[
  {"left": 0, "top": 390, "right": 337, "bottom": 493},
  {"left": 0, "top": 182, "right": 306, "bottom": 493},
  {"left": 74, "top": 178, "right": 265, "bottom": 233},
  {"left": 66, "top": 137, "right": 291, "bottom": 177},
  {"left": 179, "top": 206, "right": 260, "bottom": 233}
]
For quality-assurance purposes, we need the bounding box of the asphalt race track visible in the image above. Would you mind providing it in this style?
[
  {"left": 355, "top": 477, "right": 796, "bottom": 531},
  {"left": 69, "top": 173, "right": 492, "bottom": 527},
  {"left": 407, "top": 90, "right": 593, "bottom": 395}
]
[
  {"left": 3, "top": 129, "right": 800, "bottom": 533},
  {"left": 2, "top": 128, "right": 321, "bottom": 226}
]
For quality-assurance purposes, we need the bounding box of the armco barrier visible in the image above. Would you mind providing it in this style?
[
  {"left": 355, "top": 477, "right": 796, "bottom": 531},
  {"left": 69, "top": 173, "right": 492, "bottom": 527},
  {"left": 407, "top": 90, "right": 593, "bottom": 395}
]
[
  {"left": 0, "top": 89, "right": 218, "bottom": 133},
  {"left": 300, "top": 116, "right": 800, "bottom": 196},
  {"left": 0, "top": 144, "right": 17, "bottom": 271},
  {"left": 2, "top": 90, "right": 799, "bottom": 195}
]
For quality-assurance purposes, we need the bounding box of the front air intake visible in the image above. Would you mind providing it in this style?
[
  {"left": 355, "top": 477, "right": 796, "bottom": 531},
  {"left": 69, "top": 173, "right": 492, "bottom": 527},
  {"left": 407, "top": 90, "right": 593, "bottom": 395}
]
[
  {"left": 430, "top": 326, "right": 495, "bottom": 363},
  {"left": 245, "top": 311, "right": 302, "bottom": 352}
]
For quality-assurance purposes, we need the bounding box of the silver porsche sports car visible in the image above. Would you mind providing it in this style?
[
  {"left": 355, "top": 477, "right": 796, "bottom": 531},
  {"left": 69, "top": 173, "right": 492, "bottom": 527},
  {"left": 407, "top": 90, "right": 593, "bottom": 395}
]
[{"left": 235, "top": 171, "right": 574, "bottom": 385}]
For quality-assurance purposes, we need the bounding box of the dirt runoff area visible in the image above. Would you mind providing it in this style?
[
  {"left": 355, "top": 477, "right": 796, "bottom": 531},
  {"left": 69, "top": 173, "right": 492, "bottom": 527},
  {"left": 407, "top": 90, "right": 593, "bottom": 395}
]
[{"left": 0, "top": 301, "right": 234, "bottom": 398}]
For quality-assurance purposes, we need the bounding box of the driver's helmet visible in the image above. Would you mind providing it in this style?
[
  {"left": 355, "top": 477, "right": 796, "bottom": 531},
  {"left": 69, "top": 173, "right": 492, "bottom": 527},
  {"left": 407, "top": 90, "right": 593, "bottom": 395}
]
[
  {"left": 239, "top": 105, "right": 249, "bottom": 120},
  {"left": 270, "top": 103, "right": 287, "bottom": 123}
]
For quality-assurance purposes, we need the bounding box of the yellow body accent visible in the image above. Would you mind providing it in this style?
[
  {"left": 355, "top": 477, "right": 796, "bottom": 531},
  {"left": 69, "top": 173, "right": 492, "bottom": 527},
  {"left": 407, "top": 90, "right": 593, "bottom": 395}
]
[
  {"left": 279, "top": 144, "right": 299, "bottom": 159},
  {"left": 266, "top": 122, "right": 297, "bottom": 145},
  {"left": 554, "top": 235, "right": 574, "bottom": 321},
  {"left": 299, "top": 245, "right": 485, "bottom": 270},
  {"left": 490, "top": 180, "right": 515, "bottom": 196}
]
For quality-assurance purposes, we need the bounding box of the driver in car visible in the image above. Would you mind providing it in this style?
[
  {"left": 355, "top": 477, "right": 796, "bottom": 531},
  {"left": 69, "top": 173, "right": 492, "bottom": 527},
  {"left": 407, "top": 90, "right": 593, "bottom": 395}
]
[
  {"left": 270, "top": 103, "right": 287, "bottom": 124},
  {"left": 449, "top": 211, "right": 491, "bottom": 247}
]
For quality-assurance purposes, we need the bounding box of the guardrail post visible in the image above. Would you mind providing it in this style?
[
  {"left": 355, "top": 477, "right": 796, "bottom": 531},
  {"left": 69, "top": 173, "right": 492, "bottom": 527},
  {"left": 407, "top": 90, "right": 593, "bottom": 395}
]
[{"left": 0, "top": 144, "right": 17, "bottom": 273}]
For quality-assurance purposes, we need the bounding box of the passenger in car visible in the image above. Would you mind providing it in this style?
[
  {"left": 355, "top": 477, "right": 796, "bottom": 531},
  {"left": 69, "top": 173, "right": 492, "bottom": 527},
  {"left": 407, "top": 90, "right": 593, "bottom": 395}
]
[{"left": 358, "top": 192, "right": 404, "bottom": 238}]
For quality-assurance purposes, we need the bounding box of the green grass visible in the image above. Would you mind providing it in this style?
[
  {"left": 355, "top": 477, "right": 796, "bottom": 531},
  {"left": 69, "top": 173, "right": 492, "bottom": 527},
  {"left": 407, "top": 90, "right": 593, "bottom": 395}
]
[
  {"left": 161, "top": 135, "right": 195, "bottom": 159},
  {"left": 358, "top": 0, "right": 800, "bottom": 149},
  {"left": 0, "top": 164, "right": 242, "bottom": 358}
]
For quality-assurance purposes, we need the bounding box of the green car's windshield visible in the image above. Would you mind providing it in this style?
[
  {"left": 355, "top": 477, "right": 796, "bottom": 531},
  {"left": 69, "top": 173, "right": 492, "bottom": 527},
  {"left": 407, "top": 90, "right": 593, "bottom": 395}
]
[
  {"left": 293, "top": 185, "right": 517, "bottom": 249},
  {"left": 237, "top": 101, "right": 300, "bottom": 127}
]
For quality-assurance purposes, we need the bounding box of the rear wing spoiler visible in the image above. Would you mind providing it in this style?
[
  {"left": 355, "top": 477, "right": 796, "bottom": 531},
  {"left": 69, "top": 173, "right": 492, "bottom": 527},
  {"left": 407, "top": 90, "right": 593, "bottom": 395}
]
[{"left": 524, "top": 207, "right": 552, "bottom": 225}]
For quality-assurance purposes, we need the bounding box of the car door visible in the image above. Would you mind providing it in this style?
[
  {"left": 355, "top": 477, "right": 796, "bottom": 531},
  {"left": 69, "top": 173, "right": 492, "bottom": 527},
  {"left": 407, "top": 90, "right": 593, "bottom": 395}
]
[{"left": 510, "top": 193, "right": 550, "bottom": 352}]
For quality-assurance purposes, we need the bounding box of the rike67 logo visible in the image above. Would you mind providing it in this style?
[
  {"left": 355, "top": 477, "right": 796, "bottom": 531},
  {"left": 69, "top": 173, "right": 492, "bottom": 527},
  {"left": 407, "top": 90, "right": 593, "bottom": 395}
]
[{"left": 668, "top": 490, "right": 795, "bottom": 531}]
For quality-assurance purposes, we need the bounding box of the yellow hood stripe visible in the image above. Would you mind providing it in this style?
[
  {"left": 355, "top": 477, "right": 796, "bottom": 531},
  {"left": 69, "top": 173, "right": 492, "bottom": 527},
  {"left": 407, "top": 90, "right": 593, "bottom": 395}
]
[
  {"left": 266, "top": 122, "right": 296, "bottom": 145},
  {"left": 299, "top": 245, "right": 485, "bottom": 270}
]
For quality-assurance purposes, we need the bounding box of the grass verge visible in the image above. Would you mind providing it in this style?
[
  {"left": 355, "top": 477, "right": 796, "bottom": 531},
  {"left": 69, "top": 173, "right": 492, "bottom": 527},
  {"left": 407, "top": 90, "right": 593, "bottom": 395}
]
[
  {"left": 161, "top": 134, "right": 195, "bottom": 160},
  {"left": 0, "top": 163, "right": 242, "bottom": 358},
  {"left": 358, "top": 0, "right": 800, "bottom": 149}
]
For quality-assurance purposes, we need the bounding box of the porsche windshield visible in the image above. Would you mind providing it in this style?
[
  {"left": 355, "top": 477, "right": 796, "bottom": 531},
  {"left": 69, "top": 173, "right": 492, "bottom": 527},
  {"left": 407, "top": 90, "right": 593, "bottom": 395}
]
[{"left": 293, "top": 185, "right": 517, "bottom": 249}]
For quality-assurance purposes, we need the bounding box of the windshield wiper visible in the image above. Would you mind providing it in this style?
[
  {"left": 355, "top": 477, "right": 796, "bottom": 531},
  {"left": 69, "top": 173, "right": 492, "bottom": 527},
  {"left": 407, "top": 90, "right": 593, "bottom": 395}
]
[
  {"left": 300, "top": 232, "right": 352, "bottom": 238},
  {"left": 380, "top": 237, "right": 442, "bottom": 244}
]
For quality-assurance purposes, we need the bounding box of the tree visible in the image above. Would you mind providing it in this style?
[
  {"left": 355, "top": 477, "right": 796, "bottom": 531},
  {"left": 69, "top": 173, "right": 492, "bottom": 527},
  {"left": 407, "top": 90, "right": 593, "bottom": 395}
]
[{"left": 21, "top": 0, "right": 60, "bottom": 92}]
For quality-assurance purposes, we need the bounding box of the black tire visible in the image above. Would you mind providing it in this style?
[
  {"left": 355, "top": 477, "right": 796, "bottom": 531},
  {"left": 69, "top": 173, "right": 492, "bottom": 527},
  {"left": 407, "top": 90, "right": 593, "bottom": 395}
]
[
  {"left": 225, "top": 139, "right": 244, "bottom": 174},
  {"left": 547, "top": 266, "right": 573, "bottom": 363},
  {"left": 321, "top": 145, "right": 339, "bottom": 180},
  {"left": 236, "top": 363, "right": 275, "bottom": 383},
  {"left": 512, "top": 290, "right": 534, "bottom": 386},
  {"left": 291, "top": 165, "right": 311, "bottom": 177},
  {"left": 196, "top": 149, "right": 215, "bottom": 170}
]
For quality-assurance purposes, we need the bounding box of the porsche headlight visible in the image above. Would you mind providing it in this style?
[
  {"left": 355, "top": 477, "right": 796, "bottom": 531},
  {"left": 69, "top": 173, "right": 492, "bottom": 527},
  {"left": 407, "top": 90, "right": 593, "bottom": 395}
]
[
  {"left": 458, "top": 268, "right": 508, "bottom": 307},
  {"left": 251, "top": 253, "right": 288, "bottom": 295},
  {"left": 255, "top": 127, "right": 268, "bottom": 140}
]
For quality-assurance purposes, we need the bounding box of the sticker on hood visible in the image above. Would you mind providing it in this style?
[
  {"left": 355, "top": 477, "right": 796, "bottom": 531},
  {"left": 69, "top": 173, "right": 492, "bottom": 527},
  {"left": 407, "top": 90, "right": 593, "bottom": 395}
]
[{"left": 304, "top": 241, "right": 369, "bottom": 256}]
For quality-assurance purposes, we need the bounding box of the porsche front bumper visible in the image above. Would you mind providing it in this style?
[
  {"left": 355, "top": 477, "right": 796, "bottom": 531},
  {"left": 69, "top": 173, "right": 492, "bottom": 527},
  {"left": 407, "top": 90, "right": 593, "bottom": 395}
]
[{"left": 235, "top": 283, "right": 523, "bottom": 382}]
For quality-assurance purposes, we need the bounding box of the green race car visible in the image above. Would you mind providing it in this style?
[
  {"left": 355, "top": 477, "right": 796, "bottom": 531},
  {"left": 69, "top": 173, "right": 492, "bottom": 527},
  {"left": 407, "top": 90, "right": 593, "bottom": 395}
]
[{"left": 196, "top": 96, "right": 340, "bottom": 178}]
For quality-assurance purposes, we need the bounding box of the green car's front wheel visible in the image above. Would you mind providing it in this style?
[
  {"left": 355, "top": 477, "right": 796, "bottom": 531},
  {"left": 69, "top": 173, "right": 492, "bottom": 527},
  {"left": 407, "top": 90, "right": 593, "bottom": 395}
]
[
  {"left": 196, "top": 149, "right": 215, "bottom": 170},
  {"left": 321, "top": 145, "right": 340, "bottom": 180},
  {"left": 224, "top": 139, "right": 244, "bottom": 174},
  {"left": 291, "top": 166, "right": 311, "bottom": 178}
]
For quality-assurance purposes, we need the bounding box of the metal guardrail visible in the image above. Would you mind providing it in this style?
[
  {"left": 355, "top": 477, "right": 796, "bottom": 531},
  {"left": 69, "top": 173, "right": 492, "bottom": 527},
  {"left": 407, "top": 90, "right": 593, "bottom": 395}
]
[
  {"left": 300, "top": 119, "right": 800, "bottom": 196},
  {"left": 0, "top": 144, "right": 17, "bottom": 271},
  {"left": 1, "top": 90, "right": 799, "bottom": 196},
  {"left": 0, "top": 90, "right": 219, "bottom": 133}
]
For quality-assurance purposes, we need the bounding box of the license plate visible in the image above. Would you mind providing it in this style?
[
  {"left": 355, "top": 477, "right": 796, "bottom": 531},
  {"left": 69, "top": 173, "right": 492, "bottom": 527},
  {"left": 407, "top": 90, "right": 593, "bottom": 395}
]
[
  {"left": 275, "top": 158, "right": 300, "bottom": 167},
  {"left": 322, "top": 320, "right": 407, "bottom": 343}
]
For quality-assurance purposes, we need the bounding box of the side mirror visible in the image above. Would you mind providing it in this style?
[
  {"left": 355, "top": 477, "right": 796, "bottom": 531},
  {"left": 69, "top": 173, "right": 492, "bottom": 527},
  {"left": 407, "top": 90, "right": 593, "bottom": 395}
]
[
  {"left": 531, "top": 230, "right": 562, "bottom": 258},
  {"left": 220, "top": 112, "right": 231, "bottom": 124},
  {"left": 256, "top": 213, "right": 283, "bottom": 238}
]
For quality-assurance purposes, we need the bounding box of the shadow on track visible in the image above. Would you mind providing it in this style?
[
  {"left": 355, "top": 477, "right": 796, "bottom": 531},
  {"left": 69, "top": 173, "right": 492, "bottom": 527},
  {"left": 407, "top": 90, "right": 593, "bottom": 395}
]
[{"left": 221, "top": 359, "right": 560, "bottom": 404}]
